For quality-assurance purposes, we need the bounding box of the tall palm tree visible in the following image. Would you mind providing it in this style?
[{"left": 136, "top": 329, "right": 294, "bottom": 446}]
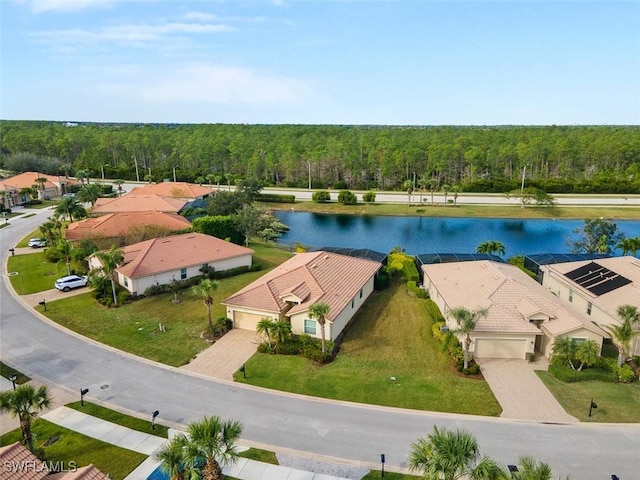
[
  {"left": 616, "top": 237, "right": 640, "bottom": 257},
  {"left": 183, "top": 415, "right": 243, "bottom": 480},
  {"left": 39, "top": 218, "right": 58, "bottom": 246},
  {"left": 0, "top": 384, "right": 51, "bottom": 452},
  {"left": 35, "top": 177, "right": 48, "bottom": 199},
  {"left": 476, "top": 240, "right": 506, "bottom": 256},
  {"left": 552, "top": 336, "right": 576, "bottom": 370},
  {"left": 408, "top": 426, "right": 505, "bottom": 480},
  {"left": 606, "top": 305, "right": 640, "bottom": 366},
  {"left": 76, "top": 169, "right": 91, "bottom": 185},
  {"left": 192, "top": 279, "right": 219, "bottom": 333},
  {"left": 403, "top": 179, "right": 413, "bottom": 206},
  {"left": 451, "top": 184, "right": 461, "bottom": 206},
  {"left": 94, "top": 246, "right": 125, "bottom": 305},
  {"left": 54, "top": 196, "right": 86, "bottom": 222},
  {"left": 428, "top": 179, "right": 438, "bottom": 205},
  {"left": 256, "top": 318, "right": 275, "bottom": 348},
  {"left": 20, "top": 186, "right": 35, "bottom": 203},
  {"left": 449, "top": 307, "right": 488, "bottom": 369},
  {"left": 155, "top": 434, "right": 188, "bottom": 480},
  {"left": 442, "top": 184, "right": 451, "bottom": 206},
  {"left": 77, "top": 184, "right": 102, "bottom": 206},
  {"left": 56, "top": 239, "right": 74, "bottom": 276},
  {"left": 308, "top": 302, "right": 330, "bottom": 355}
]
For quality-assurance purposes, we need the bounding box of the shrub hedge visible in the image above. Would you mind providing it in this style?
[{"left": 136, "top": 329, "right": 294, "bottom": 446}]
[
  {"left": 548, "top": 364, "right": 617, "bottom": 383},
  {"left": 312, "top": 190, "right": 331, "bottom": 203},
  {"left": 256, "top": 193, "right": 295, "bottom": 203}
]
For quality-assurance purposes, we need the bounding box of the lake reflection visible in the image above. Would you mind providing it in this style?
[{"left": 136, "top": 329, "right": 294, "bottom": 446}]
[{"left": 273, "top": 212, "right": 640, "bottom": 257}]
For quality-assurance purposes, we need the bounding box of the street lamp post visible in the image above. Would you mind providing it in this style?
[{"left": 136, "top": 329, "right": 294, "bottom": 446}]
[
  {"left": 173, "top": 166, "right": 178, "bottom": 183},
  {"left": 101, "top": 165, "right": 109, "bottom": 182}
]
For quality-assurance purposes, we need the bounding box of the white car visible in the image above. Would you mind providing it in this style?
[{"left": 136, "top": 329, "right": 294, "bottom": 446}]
[
  {"left": 28, "top": 238, "right": 47, "bottom": 248},
  {"left": 55, "top": 275, "right": 88, "bottom": 292}
]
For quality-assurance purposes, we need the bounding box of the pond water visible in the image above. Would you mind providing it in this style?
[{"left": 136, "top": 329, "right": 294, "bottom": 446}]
[{"left": 273, "top": 211, "right": 640, "bottom": 257}]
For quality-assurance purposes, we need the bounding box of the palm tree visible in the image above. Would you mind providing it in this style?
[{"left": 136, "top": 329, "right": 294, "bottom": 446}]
[
  {"left": 616, "top": 237, "right": 640, "bottom": 257},
  {"left": 54, "top": 196, "right": 86, "bottom": 222},
  {"left": 271, "top": 319, "right": 292, "bottom": 345},
  {"left": 76, "top": 169, "right": 91, "bottom": 185},
  {"left": 155, "top": 435, "right": 188, "bottom": 480},
  {"left": 451, "top": 184, "right": 461, "bottom": 206},
  {"left": 308, "top": 302, "right": 330, "bottom": 355},
  {"left": 56, "top": 239, "right": 74, "bottom": 276},
  {"left": 113, "top": 179, "right": 125, "bottom": 196},
  {"left": 476, "top": 240, "right": 506, "bottom": 256},
  {"left": 449, "top": 307, "right": 488, "bottom": 369},
  {"left": 574, "top": 339, "right": 600, "bottom": 371},
  {"left": 192, "top": 279, "right": 219, "bottom": 333},
  {"left": 512, "top": 456, "right": 553, "bottom": 480},
  {"left": 428, "top": 179, "right": 438, "bottom": 205},
  {"left": 0, "top": 384, "right": 51, "bottom": 452},
  {"left": 256, "top": 318, "right": 275, "bottom": 348},
  {"left": 442, "top": 184, "right": 451, "bottom": 206},
  {"left": 417, "top": 177, "right": 430, "bottom": 204},
  {"left": 20, "top": 186, "right": 35, "bottom": 203},
  {"left": 39, "top": 218, "right": 58, "bottom": 246},
  {"left": 94, "top": 246, "right": 125, "bottom": 305},
  {"left": 35, "top": 177, "right": 48, "bottom": 199},
  {"left": 403, "top": 179, "right": 413, "bottom": 206},
  {"left": 183, "top": 415, "right": 243, "bottom": 480},
  {"left": 606, "top": 305, "right": 640, "bottom": 366},
  {"left": 408, "top": 426, "right": 505, "bottom": 480},
  {"left": 551, "top": 336, "right": 576, "bottom": 370},
  {"left": 77, "top": 184, "right": 102, "bottom": 206}
]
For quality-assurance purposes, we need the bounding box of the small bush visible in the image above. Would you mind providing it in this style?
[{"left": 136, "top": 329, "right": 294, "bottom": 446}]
[
  {"left": 337, "top": 190, "right": 357, "bottom": 205},
  {"left": 374, "top": 267, "right": 391, "bottom": 290},
  {"left": 549, "top": 364, "right": 617, "bottom": 383},
  {"left": 257, "top": 343, "right": 273, "bottom": 354},
  {"left": 468, "top": 364, "right": 480, "bottom": 375},
  {"left": 407, "top": 280, "right": 428, "bottom": 298},
  {"left": 362, "top": 191, "right": 376, "bottom": 203},
  {"left": 256, "top": 193, "right": 295, "bottom": 203},
  {"left": 312, "top": 190, "right": 331, "bottom": 203},
  {"left": 425, "top": 299, "right": 446, "bottom": 323},
  {"left": 275, "top": 338, "right": 303, "bottom": 356},
  {"left": 333, "top": 180, "right": 348, "bottom": 189},
  {"left": 617, "top": 364, "right": 636, "bottom": 383},
  {"left": 432, "top": 321, "right": 447, "bottom": 341}
]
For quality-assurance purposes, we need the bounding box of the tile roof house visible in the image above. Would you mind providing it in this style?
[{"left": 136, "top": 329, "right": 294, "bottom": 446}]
[
  {"left": 422, "top": 260, "right": 606, "bottom": 359},
  {"left": 91, "top": 194, "right": 188, "bottom": 215},
  {"left": 128, "top": 182, "right": 212, "bottom": 199},
  {"left": 0, "top": 443, "right": 108, "bottom": 480},
  {"left": 222, "top": 251, "right": 382, "bottom": 340},
  {"left": 88, "top": 232, "right": 253, "bottom": 296},
  {"left": 541, "top": 255, "right": 640, "bottom": 355},
  {"left": 0, "top": 171, "right": 78, "bottom": 207},
  {"left": 65, "top": 211, "right": 191, "bottom": 244}
]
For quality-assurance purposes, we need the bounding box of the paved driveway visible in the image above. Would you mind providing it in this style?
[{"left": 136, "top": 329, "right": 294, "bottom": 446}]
[
  {"left": 180, "top": 329, "right": 260, "bottom": 380},
  {"left": 476, "top": 357, "right": 578, "bottom": 424}
]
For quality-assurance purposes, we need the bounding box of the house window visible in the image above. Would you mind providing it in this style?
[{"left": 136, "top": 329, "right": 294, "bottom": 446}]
[
  {"left": 568, "top": 290, "right": 573, "bottom": 302},
  {"left": 304, "top": 319, "right": 316, "bottom": 335},
  {"left": 180, "top": 268, "right": 187, "bottom": 280},
  {"left": 587, "top": 302, "right": 592, "bottom": 315},
  {"left": 572, "top": 338, "right": 586, "bottom": 345},
  {"left": 359, "top": 288, "right": 363, "bottom": 299},
  {"left": 124, "top": 277, "right": 129, "bottom": 287}
]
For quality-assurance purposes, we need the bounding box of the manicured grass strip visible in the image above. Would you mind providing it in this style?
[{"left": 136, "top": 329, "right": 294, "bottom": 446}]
[
  {"left": 21, "top": 213, "right": 36, "bottom": 219},
  {"left": 16, "top": 226, "right": 46, "bottom": 247},
  {"left": 7, "top": 251, "right": 67, "bottom": 294},
  {"left": 0, "top": 419, "right": 146, "bottom": 480},
  {"left": 66, "top": 401, "right": 169, "bottom": 438},
  {"left": 537, "top": 371, "right": 640, "bottom": 422},
  {"left": 23, "top": 200, "right": 57, "bottom": 209},
  {"left": 0, "top": 361, "right": 31, "bottom": 384},
  {"left": 237, "top": 279, "right": 501, "bottom": 416},
  {"left": 265, "top": 201, "right": 640, "bottom": 220},
  {"left": 38, "top": 243, "right": 292, "bottom": 367},
  {"left": 363, "top": 471, "right": 422, "bottom": 479},
  {"left": 239, "top": 448, "right": 279, "bottom": 464}
]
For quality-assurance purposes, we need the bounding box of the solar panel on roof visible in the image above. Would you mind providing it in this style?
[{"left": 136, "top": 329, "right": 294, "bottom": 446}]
[{"left": 564, "top": 261, "right": 631, "bottom": 296}]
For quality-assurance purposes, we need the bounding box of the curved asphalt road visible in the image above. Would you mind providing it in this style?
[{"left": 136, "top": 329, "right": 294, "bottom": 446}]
[{"left": 1, "top": 208, "right": 639, "bottom": 479}]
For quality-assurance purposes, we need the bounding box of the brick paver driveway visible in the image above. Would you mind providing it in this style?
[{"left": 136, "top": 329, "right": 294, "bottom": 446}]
[
  {"left": 180, "top": 329, "right": 260, "bottom": 380},
  {"left": 476, "top": 357, "right": 578, "bottom": 423}
]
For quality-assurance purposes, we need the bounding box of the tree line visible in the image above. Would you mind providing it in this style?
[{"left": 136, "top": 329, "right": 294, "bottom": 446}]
[{"left": 2, "top": 120, "right": 640, "bottom": 193}]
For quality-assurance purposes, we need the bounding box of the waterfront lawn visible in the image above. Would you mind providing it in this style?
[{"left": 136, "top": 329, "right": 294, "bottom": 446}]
[
  {"left": 8, "top": 251, "right": 67, "bottom": 294},
  {"left": 0, "top": 419, "right": 146, "bottom": 480},
  {"left": 236, "top": 279, "right": 501, "bottom": 416},
  {"left": 537, "top": 371, "right": 640, "bottom": 422},
  {"left": 37, "top": 243, "right": 292, "bottom": 366},
  {"left": 66, "top": 401, "right": 169, "bottom": 438}
]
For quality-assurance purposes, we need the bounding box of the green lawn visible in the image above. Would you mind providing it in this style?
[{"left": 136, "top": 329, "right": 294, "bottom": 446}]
[
  {"left": 0, "top": 361, "right": 31, "bottom": 385},
  {"left": 239, "top": 448, "right": 279, "bottom": 464},
  {"left": 0, "top": 420, "right": 146, "bottom": 480},
  {"left": 362, "top": 471, "right": 421, "bottom": 480},
  {"left": 7, "top": 251, "right": 68, "bottom": 294},
  {"left": 236, "top": 279, "right": 501, "bottom": 416},
  {"left": 37, "top": 243, "right": 292, "bottom": 366},
  {"left": 66, "top": 401, "right": 169, "bottom": 438},
  {"left": 265, "top": 200, "right": 640, "bottom": 220},
  {"left": 537, "top": 371, "right": 640, "bottom": 422}
]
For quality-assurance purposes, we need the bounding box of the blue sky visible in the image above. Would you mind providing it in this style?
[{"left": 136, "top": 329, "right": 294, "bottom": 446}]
[{"left": 1, "top": 0, "right": 639, "bottom": 125}]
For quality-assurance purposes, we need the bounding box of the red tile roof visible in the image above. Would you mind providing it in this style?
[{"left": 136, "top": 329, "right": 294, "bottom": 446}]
[
  {"left": 223, "top": 252, "right": 381, "bottom": 321},
  {"left": 0, "top": 442, "right": 49, "bottom": 480},
  {"left": 48, "top": 464, "right": 109, "bottom": 480},
  {"left": 65, "top": 211, "right": 191, "bottom": 241},
  {"left": 91, "top": 194, "right": 188, "bottom": 214},
  {"left": 0, "top": 171, "right": 78, "bottom": 191},
  {"left": 128, "top": 182, "right": 212, "bottom": 199}
]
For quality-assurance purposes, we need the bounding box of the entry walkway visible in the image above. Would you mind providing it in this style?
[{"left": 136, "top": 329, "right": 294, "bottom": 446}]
[
  {"left": 41, "top": 406, "right": 359, "bottom": 480},
  {"left": 476, "top": 357, "right": 578, "bottom": 423}
]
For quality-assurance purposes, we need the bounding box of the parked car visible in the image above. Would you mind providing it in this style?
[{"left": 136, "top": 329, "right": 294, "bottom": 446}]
[
  {"left": 28, "top": 238, "right": 47, "bottom": 248},
  {"left": 55, "top": 275, "right": 88, "bottom": 292},
  {"left": 62, "top": 193, "right": 76, "bottom": 198}
]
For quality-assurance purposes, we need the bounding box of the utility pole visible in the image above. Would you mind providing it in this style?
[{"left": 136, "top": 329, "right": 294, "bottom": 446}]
[{"left": 307, "top": 162, "right": 312, "bottom": 190}]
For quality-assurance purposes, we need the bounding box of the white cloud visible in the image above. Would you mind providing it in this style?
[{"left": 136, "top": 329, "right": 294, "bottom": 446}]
[
  {"left": 100, "top": 62, "right": 314, "bottom": 105},
  {"left": 181, "top": 11, "right": 218, "bottom": 22},
  {"left": 16, "top": 0, "right": 115, "bottom": 13}
]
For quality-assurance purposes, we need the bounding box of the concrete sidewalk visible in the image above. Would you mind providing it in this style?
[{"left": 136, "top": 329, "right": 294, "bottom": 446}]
[{"left": 41, "top": 406, "right": 360, "bottom": 480}]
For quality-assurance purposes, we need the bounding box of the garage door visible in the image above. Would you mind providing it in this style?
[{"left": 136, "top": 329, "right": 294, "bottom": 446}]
[
  {"left": 475, "top": 339, "right": 526, "bottom": 359},
  {"left": 233, "top": 311, "right": 264, "bottom": 331}
]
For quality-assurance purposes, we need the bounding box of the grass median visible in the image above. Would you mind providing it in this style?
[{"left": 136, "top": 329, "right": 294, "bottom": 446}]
[{"left": 236, "top": 278, "right": 501, "bottom": 416}]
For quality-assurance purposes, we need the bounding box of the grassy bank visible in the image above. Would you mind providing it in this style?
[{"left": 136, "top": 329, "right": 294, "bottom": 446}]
[{"left": 236, "top": 279, "right": 501, "bottom": 416}]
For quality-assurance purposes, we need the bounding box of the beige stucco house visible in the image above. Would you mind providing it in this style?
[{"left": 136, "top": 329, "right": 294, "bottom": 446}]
[
  {"left": 0, "top": 171, "right": 78, "bottom": 206},
  {"left": 541, "top": 256, "right": 640, "bottom": 355},
  {"left": 222, "top": 251, "right": 382, "bottom": 340},
  {"left": 422, "top": 260, "right": 606, "bottom": 359},
  {"left": 88, "top": 232, "right": 253, "bottom": 296}
]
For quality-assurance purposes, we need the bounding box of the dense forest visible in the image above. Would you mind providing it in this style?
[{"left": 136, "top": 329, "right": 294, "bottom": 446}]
[{"left": 1, "top": 121, "right": 640, "bottom": 193}]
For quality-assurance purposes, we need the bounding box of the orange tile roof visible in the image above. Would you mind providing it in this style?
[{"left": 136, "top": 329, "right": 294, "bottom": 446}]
[
  {"left": 48, "top": 465, "right": 109, "bottom": 480},
  {"left": 96, "top": 232, "right": 253, "bottom": 279},
  {"left": 0, "top": 442, "right": 49, "bottom": 480},
  {"left": 223, "top": 252, "right": 382, "bottom": 321},
  {"left": 128, "top": 182, "right": 212, "bottom": 199},
  {"left": 91, "top": 194, "right": 188, "bottom": 214},
  {"left": 0, "top": 171, "right": 78, "bottom": 191},
  {"left": 65, "top": 211, "right": 191, "bottom": 241}
]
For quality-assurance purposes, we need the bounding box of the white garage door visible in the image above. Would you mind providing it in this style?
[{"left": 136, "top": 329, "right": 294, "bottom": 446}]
[
  {"left": 475, "top": 339, "right": 526, "bottom": 359},
  {"left": 233, "top": 311, "right": 264, "bottom": 331}
]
